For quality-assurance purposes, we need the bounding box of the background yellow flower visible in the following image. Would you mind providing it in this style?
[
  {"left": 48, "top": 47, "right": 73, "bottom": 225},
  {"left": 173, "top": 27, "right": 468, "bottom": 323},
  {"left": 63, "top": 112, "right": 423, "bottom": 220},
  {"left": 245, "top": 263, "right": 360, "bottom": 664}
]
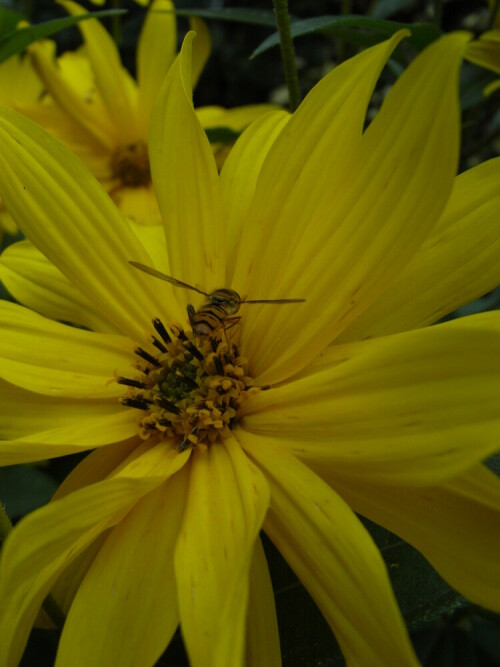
[{"left": 23, "top": 0, "right": 272, "bottom": 225}]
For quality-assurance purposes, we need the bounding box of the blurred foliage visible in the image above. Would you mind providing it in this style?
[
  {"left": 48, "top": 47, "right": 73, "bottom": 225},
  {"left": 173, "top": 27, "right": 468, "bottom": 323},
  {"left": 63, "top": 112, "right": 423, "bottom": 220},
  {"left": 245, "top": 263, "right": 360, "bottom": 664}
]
[{"left": 0, "top": 0, "right": 498, "bottom": 665}]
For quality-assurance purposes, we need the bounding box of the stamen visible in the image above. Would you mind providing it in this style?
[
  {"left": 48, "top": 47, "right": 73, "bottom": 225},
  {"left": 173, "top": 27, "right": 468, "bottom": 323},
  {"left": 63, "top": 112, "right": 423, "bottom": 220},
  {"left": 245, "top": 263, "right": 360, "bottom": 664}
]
[
  {"left": 151, "top": 336, "right": 167, "bottom": 354},
  {"left": 185, "top": 341, "right": 204, "bottom": 361},
  {"left": 135, "top": 347, "right": 161, "bottom": 368},
  {"left": 178, "top": 427, "right": 199, "bottom": 453},
  {"left": 121, "top": 396, "right": 151, "bottom": 410},
  {"left": 117, "top": 377, "right": 149, "bottom": 389},
  {"left": 154, "top": 397, "right": 181, "bottom": 414},
  {"left": 152, "top": 318, "right": 172, "bottom": 344}
]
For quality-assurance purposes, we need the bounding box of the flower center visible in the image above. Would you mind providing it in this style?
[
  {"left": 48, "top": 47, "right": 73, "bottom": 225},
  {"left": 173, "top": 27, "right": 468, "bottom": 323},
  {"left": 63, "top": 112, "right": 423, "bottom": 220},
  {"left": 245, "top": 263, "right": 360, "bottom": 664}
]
[
  {"left": 119, "top": 319, "right": 260, "bottom": 452},
  {"left": 110, "top": 141, "right": 150, "bottom": 187}
]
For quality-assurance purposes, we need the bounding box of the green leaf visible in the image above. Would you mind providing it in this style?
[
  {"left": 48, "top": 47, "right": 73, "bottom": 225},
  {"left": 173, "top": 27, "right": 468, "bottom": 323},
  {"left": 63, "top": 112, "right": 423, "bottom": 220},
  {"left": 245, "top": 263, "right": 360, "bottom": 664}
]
[
  {"left": 171, "top": 7, "right": 277, "bottom": 28},
  {"left": 0, "top": 9, "right": 126, "bottom": 64},
  {"left": 204, "top": 126, "right": 241, "bottom": 144},
  {"left": 0, "top": 465, "right": 58, "bottom": 517},
  {"left": 251, "top": 15, "right": 441, "bottom": 59},
  {"left": 372, "top": 0, "right": 417, "bottom": 19},
  {"left": 0, "top": 7, "right": 25, "bottom": 36}
]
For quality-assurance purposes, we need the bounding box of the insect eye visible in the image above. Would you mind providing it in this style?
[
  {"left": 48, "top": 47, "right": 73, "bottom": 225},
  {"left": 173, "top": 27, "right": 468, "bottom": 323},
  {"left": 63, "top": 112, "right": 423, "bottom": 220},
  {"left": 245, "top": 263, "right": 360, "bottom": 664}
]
[{"left": 211, "top": 295, "right": 228, "bottom": 305}]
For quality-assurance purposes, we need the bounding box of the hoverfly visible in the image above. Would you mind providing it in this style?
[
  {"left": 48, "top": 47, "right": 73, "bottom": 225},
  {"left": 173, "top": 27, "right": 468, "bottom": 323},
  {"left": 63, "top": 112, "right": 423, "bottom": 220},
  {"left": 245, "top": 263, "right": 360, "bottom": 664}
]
[{"left": 129, "top": 261, "right": 305, "bottom": 336}]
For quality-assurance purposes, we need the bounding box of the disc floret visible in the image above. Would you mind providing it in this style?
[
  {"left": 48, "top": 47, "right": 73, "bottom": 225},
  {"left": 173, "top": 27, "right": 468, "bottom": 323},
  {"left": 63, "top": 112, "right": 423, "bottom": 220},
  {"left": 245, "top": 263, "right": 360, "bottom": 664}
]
[
  {"left": 111, "top": 141, "right": 151, "bottom": 187},
  {"left": 119, "top": 320, "right": 258, "bottom": 452}
]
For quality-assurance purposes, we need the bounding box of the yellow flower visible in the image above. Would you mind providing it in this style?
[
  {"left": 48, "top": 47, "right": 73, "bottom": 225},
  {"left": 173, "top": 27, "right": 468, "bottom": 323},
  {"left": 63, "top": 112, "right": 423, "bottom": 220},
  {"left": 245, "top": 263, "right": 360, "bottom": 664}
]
[
  {"left": 465, "top": 0, "right": 500, "bottom": 94},
  {"left": 0, "top": 30, "right": 499, "bottom": 667},
  {"left": 0, "top": 51, "right": 46, "bottom": 239},
  {"left": 25, "top": 0, "right": 273, "bottom": 225}
]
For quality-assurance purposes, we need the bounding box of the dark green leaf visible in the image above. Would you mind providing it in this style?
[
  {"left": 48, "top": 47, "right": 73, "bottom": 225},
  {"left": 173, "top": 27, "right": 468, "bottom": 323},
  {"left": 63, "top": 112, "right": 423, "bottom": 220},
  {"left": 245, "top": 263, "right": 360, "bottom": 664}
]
[
  {"left": 0, "top": 9, "right": 126, "bottom": 64},
  {"left": 0, "top": 465, "right": 58, "bottom": 517},
  {"left": 251, "top": 15, "right": 441, "bottom": 59},
  {"left": 171, "top": 7, "right": 277, "bottom": 28},
  {"left": 204, "top": 126, "right": 241, "bottom": 144},
  {"left": 372, "top": 0, "right": 417, "bottom": 19},
  {"left": 0, "top": 7, "right": 25, "bottom": 36}
]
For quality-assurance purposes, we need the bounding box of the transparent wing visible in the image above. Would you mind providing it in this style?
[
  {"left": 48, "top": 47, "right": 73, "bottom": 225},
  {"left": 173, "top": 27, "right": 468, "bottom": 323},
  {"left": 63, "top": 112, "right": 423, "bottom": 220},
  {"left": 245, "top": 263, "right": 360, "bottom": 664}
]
[
  {"left": 243, "top": 298, "right": 306, "bottom": 304},
  {"left": 129, "top": 261, "right": 208, "bottom": 297}
]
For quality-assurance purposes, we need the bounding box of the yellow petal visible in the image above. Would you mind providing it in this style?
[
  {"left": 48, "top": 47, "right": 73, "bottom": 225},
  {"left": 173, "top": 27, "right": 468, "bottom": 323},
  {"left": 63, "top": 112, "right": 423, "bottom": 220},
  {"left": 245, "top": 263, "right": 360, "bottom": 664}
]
[
  {"left": 111, "top": 183, "right": 162, "bottom": 226},
  {"left": 340, "top": 157, "right": 500, "bottom": 341},
  {"left": 149, "top": 32, "right": 225, "bottom": 295},
  {"left": 246, "top": 538, "right": 281, "bottom": 667},
  {"left": 28, "top": 41, "right": 115, "bottom": 150},
  {"left": 0, "top": 240, "right": 115, "bottom": 333},
  {"left": 0, "top": 51, "right": 45, "bottom": 108},
  {"left": 0, "top": 109, "right": 171, "bottom": 341},
  {"left": 220, "top": 110, "right": 290, "bottom": 282},
  {"left": 0, "top": 406, "right": 135, "bottom": 466},
  {"left": 174, "top": 436, "right": 269, "bottom": 667},
  {"left": 242, "top": 313, "right": 500, "bottom": 485},
  {"left": 239, "top": 33, "right": 470, "bottom": 385},
  {"left": 0, "top": 474, "right": 169, "bottom": 667},
  {"left": 329, "top": 464, "right": 500, "bottom": 612},
  {"left": 465, "top": 30, "right": 500, "bottom": 74},
  {"left": 189, "top": 17, "right": 211, "bottom": 89},
  {"left": 0, "top": 301, "right": 134, "bottom": 397},
  {"left": 53, "top": 441, "right": 139, "bottom": 501},
  {"left": 56, "top": 471, "right": 188, "bottom": 667},
  {"left": 60, "top": 1, "right": 140, "bottom": 143},
  {"left": 240, "top": 435, "right": 419, "bottom": 667},
  {"left": 197, "top": 104, "right": 281, "bottom": 132},
  {"left": 136, "top": 0, "right": 177, "bottom": 133}
]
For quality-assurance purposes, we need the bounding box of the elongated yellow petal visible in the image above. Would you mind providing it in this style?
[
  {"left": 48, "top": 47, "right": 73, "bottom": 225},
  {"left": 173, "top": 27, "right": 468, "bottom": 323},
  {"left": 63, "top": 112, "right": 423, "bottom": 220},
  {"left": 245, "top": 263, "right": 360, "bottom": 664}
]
[
  {"left": 112, "top": 183, "right": 162, "bottom": 226},
  {"left": 220, "top": 110, "right": 290, "bottom": 283},
  {"left": 233, "top": 32, "right": 405, "bottom": 297},
  {"left": 466, "top": 30, "right": 500, "bottom": 74},
  {"left": 246, "top": 538, "right": 281, "bottom": 667},
  {"left": 239, "top": 33, "right": 470, "bottom": 385},
  {"left": 149, "top": 32, "right": 225, "bottom": 295},
  {"left": 60, "top": 1, "right": 139, "bottom": 143},
  {"left": 52, "top": 441, "right": 139, "bottom": 502},
  {"left": 0, "top": 240, "right": 116, "bottom": 333},
  {"left": 0, "top": 478, "right": 162, "bottom": 667},
  {"left": 0, "top": 301, "right": 134, "bottom": 397},
  {"left": 0, "top": 442, "right": 187, "bottom": 666},
  {"left": 0, "top": 409, "right": 135, "bottom": 466},
  {"left": 189, "top": 17, "right": 211, "bottom": 89},
  {"left": 328, "top": 464, "right": 500, "bottom": 612},
  {"left": 340, "top": 157, "right": 500, "bottom": 341},
  {"left": 28, "top": 41, "right": 115, "bottom": 150},
  {"left": 137, "top": 0, "right": 177, "bottom": 133},
  {"left": 240, "top": 436, "right": 419, "bottom": 667},
  {"left": 174, "top": 436, "right": 269, "bottom": 667},
  {"left": 242, "top": 313, "right": 500, "bottom": 485},
  {"left": 56, "top": 471, "right": 188, "bottom": 667},
  {"left": 0, "top": 109, "right": 171, "bottom": 341}
]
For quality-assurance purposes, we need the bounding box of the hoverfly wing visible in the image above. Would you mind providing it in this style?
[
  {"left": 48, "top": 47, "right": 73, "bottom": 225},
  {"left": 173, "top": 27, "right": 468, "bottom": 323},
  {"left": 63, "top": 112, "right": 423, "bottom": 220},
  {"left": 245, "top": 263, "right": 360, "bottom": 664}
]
[
  {"left": 243, "top": 298, "right": 306, "bottom": 304},
  {"left": 129, "top": 261, "right": 209, "bottom": 297}
]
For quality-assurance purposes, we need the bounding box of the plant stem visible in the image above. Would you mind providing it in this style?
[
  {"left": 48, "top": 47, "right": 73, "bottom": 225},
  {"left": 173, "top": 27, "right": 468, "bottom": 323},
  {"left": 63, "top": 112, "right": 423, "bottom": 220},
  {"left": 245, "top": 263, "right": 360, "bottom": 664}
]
[
  {"left": 432, "top": 0, "right": 443, "bottom": 27},
  {"left": 0, "top": 503, "right": 65, "bottom": 631},
  {"left": 0, "top": 503, "right": 12, "bottom": 543},
  {"left": 272, "top": 0, "right": 301, "bottom": 112},
  {"left": 489, "top": 0, "right": 500, "bottom": 28},
  {"left": 111, "top": 0, "right": 122, "bottom": 47}
]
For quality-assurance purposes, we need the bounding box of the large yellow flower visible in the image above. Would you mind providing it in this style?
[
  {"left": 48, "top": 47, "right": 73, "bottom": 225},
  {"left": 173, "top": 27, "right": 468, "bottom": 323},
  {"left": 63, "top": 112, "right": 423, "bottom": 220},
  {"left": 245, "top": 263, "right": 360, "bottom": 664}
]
[
  {"left": 25, "top": 0, "right": 272, "bottom": 225},
  {"left": 0, "top": 30, "right": 499, "bottom": 667}
]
